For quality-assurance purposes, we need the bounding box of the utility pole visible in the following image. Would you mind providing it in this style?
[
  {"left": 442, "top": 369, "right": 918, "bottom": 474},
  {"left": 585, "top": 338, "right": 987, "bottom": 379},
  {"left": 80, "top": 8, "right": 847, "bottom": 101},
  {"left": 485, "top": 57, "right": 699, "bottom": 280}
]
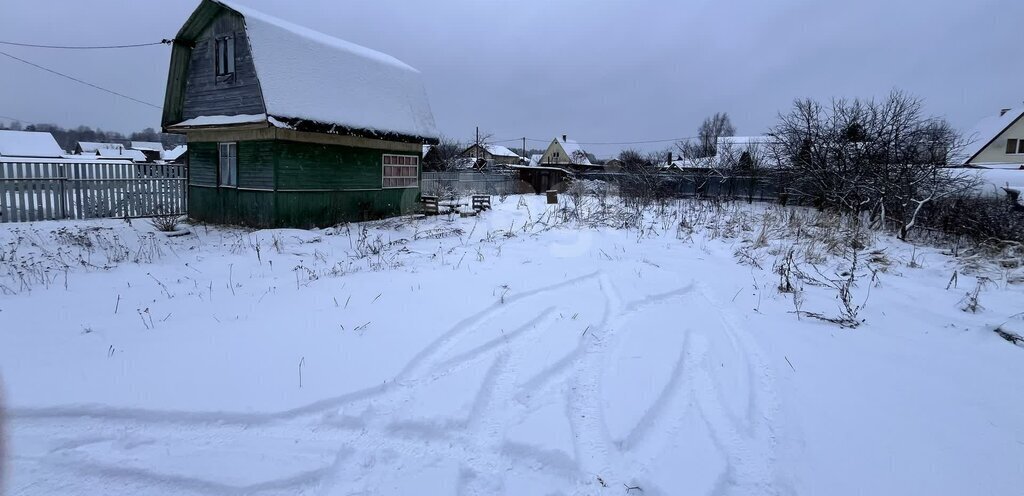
[
  {"left": 475, "top": 126, "right": 480, "bottom": 163},
  {"left": 523, "top": 137, "right": 527, "bottom": 161}
]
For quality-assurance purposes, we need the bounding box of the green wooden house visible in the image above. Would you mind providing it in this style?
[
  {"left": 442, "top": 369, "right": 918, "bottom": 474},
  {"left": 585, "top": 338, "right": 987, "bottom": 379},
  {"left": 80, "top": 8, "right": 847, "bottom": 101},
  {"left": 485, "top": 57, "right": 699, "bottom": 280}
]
[{"left": 162, "top": 0, "right": 438, "bottom": 227}]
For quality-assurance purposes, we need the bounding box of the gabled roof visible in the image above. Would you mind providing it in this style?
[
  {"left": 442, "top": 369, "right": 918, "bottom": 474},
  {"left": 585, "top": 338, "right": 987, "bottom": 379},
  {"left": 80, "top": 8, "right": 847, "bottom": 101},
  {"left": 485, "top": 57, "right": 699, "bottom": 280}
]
[
  {"left": 554, "top": 136, "right": 593, "bottom": 166},
  {"left": 484, "top": 144, "right": 521, "bottom": 158},
  {"left": 77, "top": 141, "right": 124, "bottom": 153},
  {"left": 462, "top": 143, "right": 522, "bottom": 159},
  {"left": 130, "top": 141, "right": 164, "bottom": 152},
  {"left": 165, "top": 0, "right": 438, "bottom": 143},
  {"left": 98, "top": 147, "right": 148, "bottom": 162},
  {"left": 0, "top": 130, "right": 64, "bottom": 158},
  {"left": 162, "top": 145, "right": 188, "bottom": 161},
  {"left": 960, "top": 107, "right": 1024, "bottom": 165}
]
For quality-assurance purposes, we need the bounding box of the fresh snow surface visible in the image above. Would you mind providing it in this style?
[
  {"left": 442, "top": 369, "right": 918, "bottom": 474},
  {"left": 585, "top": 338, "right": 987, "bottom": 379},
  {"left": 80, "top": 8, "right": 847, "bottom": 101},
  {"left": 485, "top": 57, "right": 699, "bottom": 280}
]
[
  {"left": 169, "top": 113, "right": 268, "bottom": 128},
  {"left": 1, "top": 196, "right": 1023, "bottom": 495},
  {"left": 213, "top": 0, "right": 438, "bottom": 140},
  {"left": 0, "top": 130, "right": 64, "bottom": 158}
]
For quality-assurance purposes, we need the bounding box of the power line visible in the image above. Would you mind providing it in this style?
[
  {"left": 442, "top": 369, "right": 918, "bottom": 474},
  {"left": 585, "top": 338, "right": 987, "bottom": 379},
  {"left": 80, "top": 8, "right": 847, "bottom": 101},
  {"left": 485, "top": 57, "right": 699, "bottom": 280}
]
[
  {"left": 0, "top": 39, "right": 172, "bottom": 50},
  {"left": 0, "top": 50, "right": 162, "bottom": 110}
]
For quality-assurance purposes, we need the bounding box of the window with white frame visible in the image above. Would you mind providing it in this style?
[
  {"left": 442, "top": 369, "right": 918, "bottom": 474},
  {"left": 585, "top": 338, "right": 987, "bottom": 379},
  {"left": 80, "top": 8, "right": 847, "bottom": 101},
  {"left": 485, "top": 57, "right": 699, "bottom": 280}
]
[
  {"left": 382, "top": 154, "right": 419, "bottom": 188},
  {"left": 218, "top": 142, "right": 237, "bottom": 187},
  {"left": 1006, "top": 138, "right": 1024, "bottom": 155}
]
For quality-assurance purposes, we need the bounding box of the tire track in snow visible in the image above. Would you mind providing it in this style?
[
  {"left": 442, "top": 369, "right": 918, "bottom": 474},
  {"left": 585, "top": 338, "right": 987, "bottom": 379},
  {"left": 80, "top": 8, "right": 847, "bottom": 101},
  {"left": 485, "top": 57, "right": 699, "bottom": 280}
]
[{"left": 691, "top": 283, "right": 781, "bottom": 496}]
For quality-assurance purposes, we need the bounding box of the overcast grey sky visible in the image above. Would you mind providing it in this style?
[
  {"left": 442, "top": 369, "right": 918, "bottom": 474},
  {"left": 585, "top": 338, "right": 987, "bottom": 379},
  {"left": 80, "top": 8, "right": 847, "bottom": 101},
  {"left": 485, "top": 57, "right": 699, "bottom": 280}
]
[{"left": 0, "top": 0, "right": 1021, "bottom": 156}]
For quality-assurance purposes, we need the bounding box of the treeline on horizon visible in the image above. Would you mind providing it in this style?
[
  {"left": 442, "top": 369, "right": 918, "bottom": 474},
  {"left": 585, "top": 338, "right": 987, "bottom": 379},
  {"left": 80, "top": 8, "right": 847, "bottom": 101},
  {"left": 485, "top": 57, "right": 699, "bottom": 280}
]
[{"left": 0, "top": 120, "right": 186, "bottom": 152}]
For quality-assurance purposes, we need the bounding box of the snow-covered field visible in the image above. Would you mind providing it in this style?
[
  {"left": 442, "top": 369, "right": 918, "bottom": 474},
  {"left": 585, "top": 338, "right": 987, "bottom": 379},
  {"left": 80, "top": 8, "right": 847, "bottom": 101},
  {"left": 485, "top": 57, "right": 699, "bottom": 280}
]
[{"left": 1, "top": 194, "right": 1022, "bottom": 495}]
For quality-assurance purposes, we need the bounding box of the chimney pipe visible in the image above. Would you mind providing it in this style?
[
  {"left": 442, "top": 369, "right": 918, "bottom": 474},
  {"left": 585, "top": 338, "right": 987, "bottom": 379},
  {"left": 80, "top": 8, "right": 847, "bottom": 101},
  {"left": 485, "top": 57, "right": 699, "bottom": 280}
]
[
  {"left": 1001, "top": 108, "right": 1011, "bottom": 116},
  {"left": 562, "top": 134, "right": 567, "bottom": 142}
]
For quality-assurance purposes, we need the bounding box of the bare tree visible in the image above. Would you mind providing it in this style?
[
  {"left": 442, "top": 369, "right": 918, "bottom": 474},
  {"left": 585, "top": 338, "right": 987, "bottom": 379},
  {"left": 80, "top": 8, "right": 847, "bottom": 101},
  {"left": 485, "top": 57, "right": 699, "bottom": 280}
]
[
  {"left": 768, "top": 90, "right": 975, "bottom": 239},
  {"left": 423, "top": 135, "right": 463, "bottom": 172},
  {"left": 683, "top": 112, "right": 736, "bottom": 159}
]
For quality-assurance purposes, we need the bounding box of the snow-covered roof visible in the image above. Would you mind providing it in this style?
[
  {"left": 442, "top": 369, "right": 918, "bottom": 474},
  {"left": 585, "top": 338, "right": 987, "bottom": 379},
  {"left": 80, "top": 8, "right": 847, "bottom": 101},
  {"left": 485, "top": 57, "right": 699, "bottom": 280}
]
[
  {"left": 422, "top": 144, "right": 432, "bottom": 158},
  {"left": 130, "top": 141, "right": 164, "bottom": 152},
  {"left": 98, "top": 147, "right": 148, "bottom": 162},
  {"left": 162, "top": 145, "right": 188, "bottom": 161},
  {"left": 77, "top": 141, "right": 124, "bottom": 153},
  {"left": 485, "top": 145, "right": 521, "bottom": 158},
  {"left": 960, "top": 107, "right": 1024, "bottom": 165},
  {"left": 555, "top": 136, "right": 592, "bottom": 166},
  {"left": 528, "top": 154, "right": 543, "bottom": 167},
  {"left": 206, "top": 0, "right": 438, "bottom": 141},
  {"left": 169, "top": 113, "right": 268, "bottom": 129},
  {"left": 971, "top": 168, "right": 1024, "bottom": 199},
  {"left": 0, "top": 130, "right": 64, "bottom": 158}
]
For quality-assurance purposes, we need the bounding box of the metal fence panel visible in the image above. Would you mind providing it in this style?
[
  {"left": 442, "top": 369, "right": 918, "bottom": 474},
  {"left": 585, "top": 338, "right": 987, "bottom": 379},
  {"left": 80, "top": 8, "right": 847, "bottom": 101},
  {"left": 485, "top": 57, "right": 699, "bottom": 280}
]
[{"left": 422, "top": 171, "right": 520, "bottom": 196}]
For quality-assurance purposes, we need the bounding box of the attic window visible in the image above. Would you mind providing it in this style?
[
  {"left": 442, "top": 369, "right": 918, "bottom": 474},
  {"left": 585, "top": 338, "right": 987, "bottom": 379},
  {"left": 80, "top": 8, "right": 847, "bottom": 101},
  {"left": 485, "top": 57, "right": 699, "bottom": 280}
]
[
  {"left": 1007, "top": 138, "right": 1023, "bottom": 155},
  {"left": 215, "top": 36, "right": 236, "bottom": 77}
]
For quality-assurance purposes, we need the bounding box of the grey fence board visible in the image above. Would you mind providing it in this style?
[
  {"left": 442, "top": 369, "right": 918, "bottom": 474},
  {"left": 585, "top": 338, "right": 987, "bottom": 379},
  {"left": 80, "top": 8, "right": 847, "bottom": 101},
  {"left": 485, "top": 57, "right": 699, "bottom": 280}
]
[{"left": 0, "top": 160, "right": 186, "bottom": 223}]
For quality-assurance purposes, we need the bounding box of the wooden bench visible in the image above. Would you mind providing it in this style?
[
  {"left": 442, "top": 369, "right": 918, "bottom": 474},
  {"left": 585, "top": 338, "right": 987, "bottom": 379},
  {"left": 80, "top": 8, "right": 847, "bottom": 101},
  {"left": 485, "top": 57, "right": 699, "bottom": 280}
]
[
  {"left": 421, "top": 195, "right": 440, "bottom": 215},
  {"left": 472, "top": 195, "right": 492, "bottom": 212}
]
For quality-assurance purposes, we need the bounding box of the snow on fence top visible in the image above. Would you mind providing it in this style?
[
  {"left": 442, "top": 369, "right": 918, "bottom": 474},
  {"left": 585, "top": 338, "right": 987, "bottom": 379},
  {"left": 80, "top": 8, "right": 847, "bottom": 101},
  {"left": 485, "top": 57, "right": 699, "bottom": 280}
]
[
  {"left": 0, "top": 130, "right": 65, "bottom": 158},
  {"left": 212, "top": 0, "right": 438, "bottom": 141}
]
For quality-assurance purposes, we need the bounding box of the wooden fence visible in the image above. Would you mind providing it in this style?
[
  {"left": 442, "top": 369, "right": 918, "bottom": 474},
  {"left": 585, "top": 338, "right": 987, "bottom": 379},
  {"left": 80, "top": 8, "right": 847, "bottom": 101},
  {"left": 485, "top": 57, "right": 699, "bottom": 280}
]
[
  {"left": 0, "top": 160, "right": 187, "bottom": 223},
  {"left": 422, "top": 171, "right": 520, "bottom": 196}
]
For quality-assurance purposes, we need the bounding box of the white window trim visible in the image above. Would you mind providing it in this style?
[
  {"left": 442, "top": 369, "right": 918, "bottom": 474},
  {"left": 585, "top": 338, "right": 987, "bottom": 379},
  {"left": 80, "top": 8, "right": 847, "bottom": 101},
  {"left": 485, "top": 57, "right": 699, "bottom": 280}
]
[
  {"left": 1010, "top": 138, "right": 1024, "bottom": 155},
  {"left": 218, "top": 142, "right": 238, "bottom": 188},
  {"left": 381, "top": 154, "right": 419, "bottom": 189}
]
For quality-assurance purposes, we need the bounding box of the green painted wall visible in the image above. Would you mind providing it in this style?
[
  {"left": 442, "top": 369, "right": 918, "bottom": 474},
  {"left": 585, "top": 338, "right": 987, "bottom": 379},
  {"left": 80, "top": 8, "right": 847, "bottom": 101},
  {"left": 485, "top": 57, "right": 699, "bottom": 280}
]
[{"left": 187, "top": 138, "right": 421, "bottom": 228}]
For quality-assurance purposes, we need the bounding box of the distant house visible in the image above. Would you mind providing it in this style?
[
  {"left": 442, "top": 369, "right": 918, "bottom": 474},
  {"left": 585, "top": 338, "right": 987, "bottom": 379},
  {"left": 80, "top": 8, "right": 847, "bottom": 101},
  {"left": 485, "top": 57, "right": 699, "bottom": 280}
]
[
  {"left": 161, "top": 0, "right": 438, "bottom": 227},
  {"left": 162, "top": 145, "right": 188, "bottom": 164},
  {"left": 540, "top": 135, "right": 600, "bottom": 171},
  {"left": 602, "top": 158, "right": 623, "bottom": 171},
  {"left": 98, "top": 147, "right": 148, "bottom": 162},
  {"left": 961, "top": 107, "right": 1024, "bottom": 168},
  {"left": 130, "top": 141, "right": 166, "bottom": 162},
  {"left": 460, "top": 144, "right": 523, "bottom": 166},
  {"left": 0, "top": 130, "right": 65, "bottom": 159},
  {"left": 75, "top": 141, "right": 125, "bottom": 155}
]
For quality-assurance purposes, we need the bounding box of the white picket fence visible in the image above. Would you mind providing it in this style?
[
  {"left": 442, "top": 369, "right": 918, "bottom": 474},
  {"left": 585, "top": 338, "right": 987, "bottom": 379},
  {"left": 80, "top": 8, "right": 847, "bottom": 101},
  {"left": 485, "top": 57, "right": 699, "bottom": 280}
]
[
  {"left": 421, "top": 171, "right": 520, "bottom": 196},
  {"left": 0, "top": 160, "right": 186, "bottom": 223}
]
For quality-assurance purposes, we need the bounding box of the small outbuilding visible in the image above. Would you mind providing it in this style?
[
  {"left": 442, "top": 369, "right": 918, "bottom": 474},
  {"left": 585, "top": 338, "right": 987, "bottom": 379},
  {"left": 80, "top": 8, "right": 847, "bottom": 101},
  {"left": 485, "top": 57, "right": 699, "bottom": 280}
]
[{"left": 162, "top": 0, "right": 438, "bottom": 227}]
